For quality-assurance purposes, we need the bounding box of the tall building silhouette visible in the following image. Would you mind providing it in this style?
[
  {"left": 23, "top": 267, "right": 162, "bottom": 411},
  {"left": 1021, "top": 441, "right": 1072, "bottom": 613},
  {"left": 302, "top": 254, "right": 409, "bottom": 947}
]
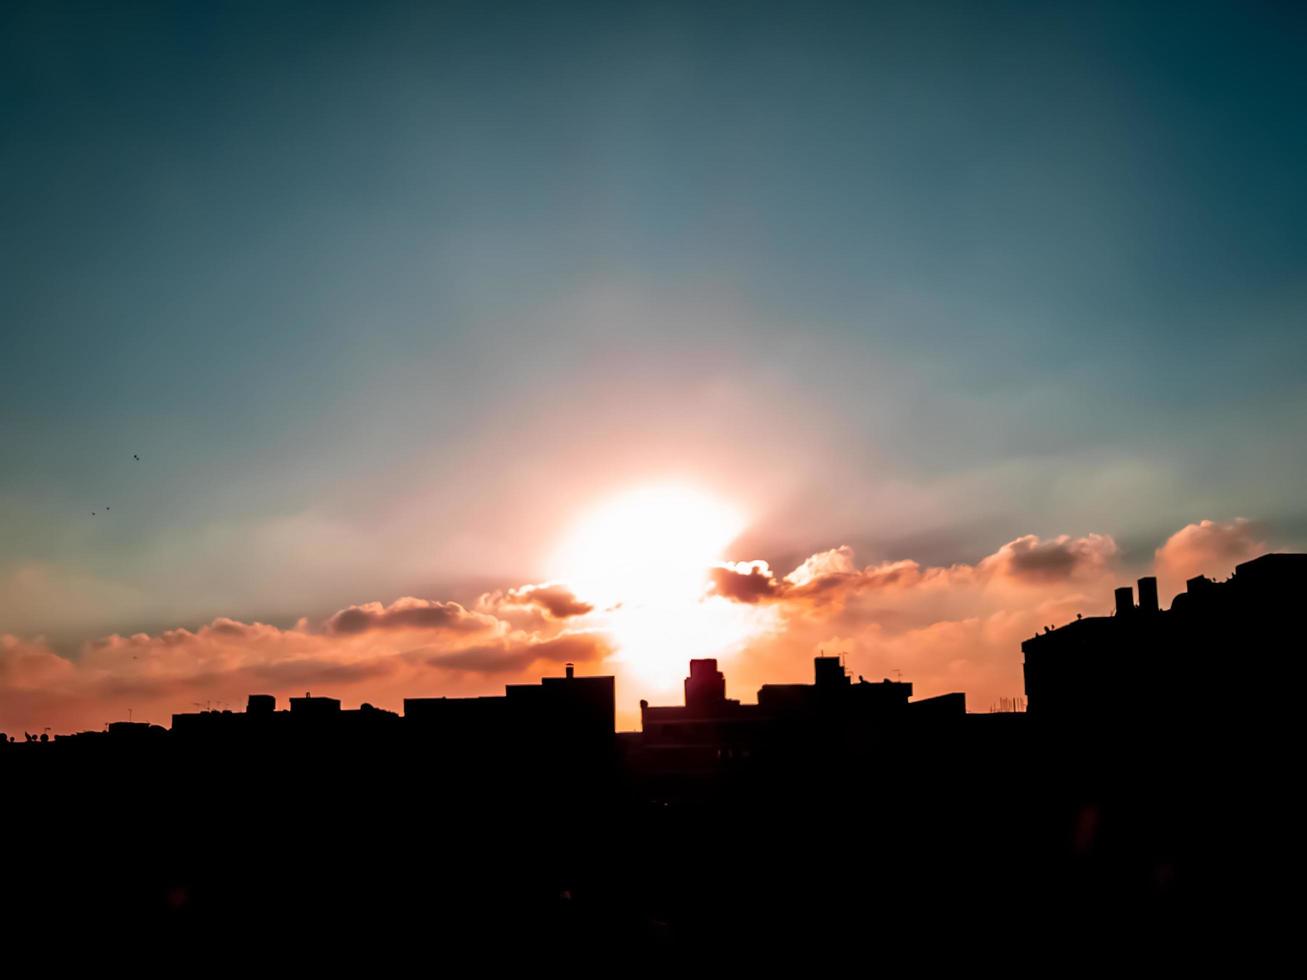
[{"left": 1023, "top": 553, "right": 1307, "bottom": 724}]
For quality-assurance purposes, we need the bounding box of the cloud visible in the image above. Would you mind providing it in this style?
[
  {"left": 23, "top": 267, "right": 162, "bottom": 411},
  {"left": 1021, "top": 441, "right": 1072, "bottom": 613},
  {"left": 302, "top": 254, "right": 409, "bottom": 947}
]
[
  {"left": 712, "top": 533, "right": 1116, "bottom": 609},
  {"left": 1154, "top": 518, "right": 1269, "bottom": 594},
  {"left": 425, "top": 632, "right": 611, "bottom": 674},
  {"left": 978, "top": 533, "right": 1118, "bottom": 583},
  {"left": 0, "top": 634, "right": 77, "bottom": 689},
  {"left": 325, "top": 598, "right": 499, "bottom": 635},
  {"left": 0, "top": 589, "right": 611, "bottom": 735},
  {"left": 478, "top": 583, "right": 593, "bottom": 622},
  {"left": 708, "top": 561, "right": 780, "bottom": 603},
  {"left": 784, "top": 546, "right": 859, "bottom": 588}
]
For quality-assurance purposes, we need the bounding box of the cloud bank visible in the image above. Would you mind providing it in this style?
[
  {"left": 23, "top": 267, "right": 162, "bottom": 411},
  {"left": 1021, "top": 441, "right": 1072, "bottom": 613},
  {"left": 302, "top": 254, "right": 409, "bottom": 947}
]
[
  {"left": 0, "top": 519, "right": 1283, "bottom": 735},
  {"left": 0, "top": 584, "right": 608, "bottom": 735}
]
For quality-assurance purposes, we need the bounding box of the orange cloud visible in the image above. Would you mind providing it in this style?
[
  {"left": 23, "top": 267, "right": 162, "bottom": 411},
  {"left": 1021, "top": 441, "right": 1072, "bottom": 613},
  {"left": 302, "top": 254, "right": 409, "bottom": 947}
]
[
  {"left": 421, "top": 632, "right": 609, "bottom": 674},
  {"left": 708, "top": 560, "right": 780, "bottom": 603},
  {"left": 477, "top": 582, "right": 594, "bottom": 624},
  {"left": 977, "top": 533, "right": 1117, "bottom": 583},
  {"left": 0, "top": 592, "right": 612, "bottom": 735},
  {"left": 1154, "top": 518, "right": 1268, "bottom": 597},
  {"left": 325, "top": 598, "right": 499, "bottom": 635},
  {"left": 712, "top": 532, "right": 1115, "bottom": 608}
]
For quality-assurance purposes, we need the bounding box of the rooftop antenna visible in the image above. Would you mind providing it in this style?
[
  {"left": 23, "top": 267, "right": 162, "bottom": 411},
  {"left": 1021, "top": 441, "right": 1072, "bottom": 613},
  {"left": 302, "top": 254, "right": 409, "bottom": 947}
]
[
  {"left": 893, "top": 668, "right": 903, "bottom": 682},
  {"left": 128, "top": 708, "right": 133, "bottom": 723}
]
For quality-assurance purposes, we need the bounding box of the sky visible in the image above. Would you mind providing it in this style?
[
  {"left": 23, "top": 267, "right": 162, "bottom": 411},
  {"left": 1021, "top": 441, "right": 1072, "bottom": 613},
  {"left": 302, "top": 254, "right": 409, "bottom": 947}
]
[{"left": 3, "top": 1, "right": 1305, "bottom": 732}]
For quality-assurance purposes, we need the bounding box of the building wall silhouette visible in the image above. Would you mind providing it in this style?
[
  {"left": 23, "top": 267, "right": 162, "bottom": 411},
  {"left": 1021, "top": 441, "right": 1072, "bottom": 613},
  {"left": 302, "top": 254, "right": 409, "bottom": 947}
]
[{"left": 1023, "top": 553, "right": 1307, "bottom": 724}]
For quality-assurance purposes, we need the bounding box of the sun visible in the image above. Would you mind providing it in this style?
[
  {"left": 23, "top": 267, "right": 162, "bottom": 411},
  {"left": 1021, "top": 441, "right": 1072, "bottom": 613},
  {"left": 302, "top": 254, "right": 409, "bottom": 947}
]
[
  {"left": 551, "top": 484, "right": 746, "bottom": 607},
  {"left": 549, "top": 483, "right": 776, "bottom": 687}
]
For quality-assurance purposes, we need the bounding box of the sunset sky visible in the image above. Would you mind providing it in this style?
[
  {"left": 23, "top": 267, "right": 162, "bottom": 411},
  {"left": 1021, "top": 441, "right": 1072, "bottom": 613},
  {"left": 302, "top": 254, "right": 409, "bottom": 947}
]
[{"left": 3, "top": 1, "right": 1305, "bottom": 732}]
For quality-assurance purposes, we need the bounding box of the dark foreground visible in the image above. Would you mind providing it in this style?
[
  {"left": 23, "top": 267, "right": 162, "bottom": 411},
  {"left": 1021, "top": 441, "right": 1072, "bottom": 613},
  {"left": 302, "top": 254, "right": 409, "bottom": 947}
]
[{"left": 3, "top": 718, "right": 1276, "bottom": 968}]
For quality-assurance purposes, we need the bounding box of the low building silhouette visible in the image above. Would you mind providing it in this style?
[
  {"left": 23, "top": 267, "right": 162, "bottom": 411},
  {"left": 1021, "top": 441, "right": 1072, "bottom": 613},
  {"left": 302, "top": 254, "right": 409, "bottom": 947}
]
[
  {"left": 289, "top": 692, "right": 342, "bottom": 717},
  {"left": 171, "top": 693, "right": 400, "bottom": 741},
  {"left": 637, "top": 656, "right": 965, "bottom": 771},
  {"left": 405, "top": 663, "right": 615, "bottom": 749}
]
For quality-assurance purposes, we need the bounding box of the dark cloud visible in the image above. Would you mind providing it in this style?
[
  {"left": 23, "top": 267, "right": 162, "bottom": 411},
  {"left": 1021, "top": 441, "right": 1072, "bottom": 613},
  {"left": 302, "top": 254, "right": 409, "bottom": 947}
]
[
  {"left": 326, "top": 598, "right": 495, "bottom": 635},
  {"left": 487, "top": 583, "right": 593, "bottom": 619},
  {"left": 981, "top": 534, "right": 1117, "bottom": 583},
  {"left": 708, "top": 563, "right": 779, "bottom": 603},
  {"left": 427, "top": 632, "right": 610, "bottom": 675}
]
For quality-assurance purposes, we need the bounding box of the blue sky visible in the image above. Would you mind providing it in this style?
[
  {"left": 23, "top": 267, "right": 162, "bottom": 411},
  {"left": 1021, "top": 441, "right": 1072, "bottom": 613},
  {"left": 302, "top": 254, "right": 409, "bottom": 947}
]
[{"left": 3, "top": 0, "right": 1306, "bottom": 652}]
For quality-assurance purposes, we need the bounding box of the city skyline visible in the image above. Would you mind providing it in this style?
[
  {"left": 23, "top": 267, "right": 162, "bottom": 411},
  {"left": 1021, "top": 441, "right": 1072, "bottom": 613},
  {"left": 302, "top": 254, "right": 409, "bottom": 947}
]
[{"left": 0, "top": 515, "right": 1288, "bottom": 733}]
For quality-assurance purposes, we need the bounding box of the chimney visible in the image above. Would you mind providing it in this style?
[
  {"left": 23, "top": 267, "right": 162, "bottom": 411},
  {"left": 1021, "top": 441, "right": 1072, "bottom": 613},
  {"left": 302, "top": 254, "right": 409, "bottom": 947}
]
[
  {"left": 1137, "top": 576, "right": 1159, "bottom": 614},
  {"left": 565, "top": 663, "right": 574, "bottom": 679},
  {"left": 1114, "top": 586, "right": 1134, "bottom": 617}
]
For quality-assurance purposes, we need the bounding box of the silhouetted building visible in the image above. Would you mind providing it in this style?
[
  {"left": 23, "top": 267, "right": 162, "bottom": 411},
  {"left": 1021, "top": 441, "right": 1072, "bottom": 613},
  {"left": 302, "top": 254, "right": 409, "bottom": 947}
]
[
  {"left": 1023, "top": 553, "right": 1307, "bottom": 724},
  {"left": 638, "top": 656, "right": 963, "bottom": 771},
  {"left": 289, "top": 693, "right": 342, "bottom": 717},
  {"left": 758, "top": 655, "right": 912, "bottom": 718},
  {"left": 170, "top": 692, "right": 397, "bottom": 741},
  {"left": 106, "top": 721, "right": 167, "bottom": 738},
  {"left": 404, "top": 664, "right": 615, "bottom": 748},
  {"left": 171, "top": 707, "right": 245, "bottom": 738},
  {"left": 400, "top": 693, "right": 510, "bottom": 733},
  {"left": 909, "top": 691, "right": 968, "bottom": 720},
  {"left": 640, "top": 659, "right": 758, "bottom": 758},
  {"left": 684, "top": 658, "right": 731, "bottom": 714}
]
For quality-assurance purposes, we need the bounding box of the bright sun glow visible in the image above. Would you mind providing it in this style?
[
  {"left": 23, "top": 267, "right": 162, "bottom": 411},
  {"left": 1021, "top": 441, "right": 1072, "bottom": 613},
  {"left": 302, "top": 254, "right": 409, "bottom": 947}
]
[
  {"left": 550, "top": 484, "right": 777, "bottom": 687},
  {"left": 552, "top": 484, "right": 745, "bottom": 607}
]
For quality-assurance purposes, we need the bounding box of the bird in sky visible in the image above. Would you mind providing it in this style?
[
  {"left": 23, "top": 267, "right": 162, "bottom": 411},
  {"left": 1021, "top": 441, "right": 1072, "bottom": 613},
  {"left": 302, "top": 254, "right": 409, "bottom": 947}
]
[{"left": 133, "top": 454, "right": 140, "bottom": 461}]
